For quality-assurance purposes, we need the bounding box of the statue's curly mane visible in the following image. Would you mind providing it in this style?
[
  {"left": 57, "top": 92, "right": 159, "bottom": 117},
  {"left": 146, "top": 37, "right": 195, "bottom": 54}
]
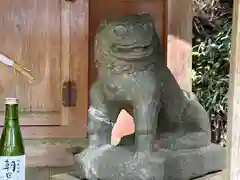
[
  {"left": 94, "top": 46, "right": 158, "bottom": 74},
  {"left": 94, "top": 33, "right": 161, "bottom": 74},
  {"left": 94, "top": 16, "right": 164, "bottom": 74}
]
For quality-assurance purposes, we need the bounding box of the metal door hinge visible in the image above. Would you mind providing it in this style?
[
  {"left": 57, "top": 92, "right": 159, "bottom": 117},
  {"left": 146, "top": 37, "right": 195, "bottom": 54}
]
[{"left": 62, "top": 81, "right": 77, "bottom": 107}]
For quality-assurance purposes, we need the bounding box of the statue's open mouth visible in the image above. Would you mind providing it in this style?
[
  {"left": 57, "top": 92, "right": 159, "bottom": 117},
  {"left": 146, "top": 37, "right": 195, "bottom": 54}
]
[{"left": 110, "top": 43, "right": 153, "bottom": 60}]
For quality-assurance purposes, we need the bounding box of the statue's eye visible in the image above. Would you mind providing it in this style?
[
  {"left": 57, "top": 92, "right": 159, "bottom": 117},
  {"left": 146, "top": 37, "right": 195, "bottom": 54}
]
[{"left": 114, "top": 25, "right": 127, "bottom": 35}]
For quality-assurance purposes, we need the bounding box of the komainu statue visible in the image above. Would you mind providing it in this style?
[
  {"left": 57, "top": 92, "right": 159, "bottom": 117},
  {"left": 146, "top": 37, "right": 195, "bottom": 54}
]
[{"left": 73, "top": 14, "right": 226, "bottom": 180}]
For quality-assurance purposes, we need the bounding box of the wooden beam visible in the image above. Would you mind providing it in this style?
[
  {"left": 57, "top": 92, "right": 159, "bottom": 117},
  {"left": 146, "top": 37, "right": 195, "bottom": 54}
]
[
  {"left": 167, "top": 0, "right": 192, "bottom": 91},
  {"left": 226, "top": 0, "right": 240, "bottom": 179}
]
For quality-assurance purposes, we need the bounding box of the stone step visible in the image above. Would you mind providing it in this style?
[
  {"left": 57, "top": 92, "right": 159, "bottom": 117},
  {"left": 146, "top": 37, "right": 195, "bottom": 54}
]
[
  {"left": 51, "top": 173, "right": 81, "bottom": 180},
  {"left": 51, "top": 171, "right": 225, "bottom": 180}
]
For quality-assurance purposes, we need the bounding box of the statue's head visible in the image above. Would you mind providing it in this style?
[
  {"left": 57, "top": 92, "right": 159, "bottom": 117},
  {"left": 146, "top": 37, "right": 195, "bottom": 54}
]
[{"left": 95, "top": 14, "right": 157, "bottom": 62}]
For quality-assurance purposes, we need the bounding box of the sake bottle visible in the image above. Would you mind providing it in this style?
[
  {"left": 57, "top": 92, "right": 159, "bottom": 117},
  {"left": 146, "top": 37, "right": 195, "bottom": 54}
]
[{"left": 0, "top": 98, "right": 25, "bottom": 180}]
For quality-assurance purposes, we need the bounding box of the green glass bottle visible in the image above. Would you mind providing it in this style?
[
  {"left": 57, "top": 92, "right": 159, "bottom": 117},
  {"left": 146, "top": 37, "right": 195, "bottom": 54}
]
[{"left": 0, "top": 98, "right": 25, "bottom": 180}]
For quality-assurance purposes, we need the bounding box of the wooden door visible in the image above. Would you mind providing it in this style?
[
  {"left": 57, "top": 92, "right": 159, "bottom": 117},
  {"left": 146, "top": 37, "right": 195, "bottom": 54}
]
[
  {"left": 89, "top": 0, "right": 167, "bottom": 86},
  {"left": 0, "top": 0, "right": 62, "bottom": 126},
  {"left": 0, "top": 0, "right": 89, "bottom": 138}
]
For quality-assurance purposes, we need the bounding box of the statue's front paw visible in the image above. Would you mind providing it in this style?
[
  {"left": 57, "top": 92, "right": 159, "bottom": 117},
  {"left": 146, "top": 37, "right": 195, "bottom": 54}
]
[
  {"left": 73, "top": 147, "right": 99, "bottom": 179},
  {"left": 74, "top": 144, "right": 113, "bottom": 165},
  {"left": 74, "top": 147, "right": 98, "bottom": 165},
  {"left": 74, "top": 145, "right": 114, "bottom": 179}
]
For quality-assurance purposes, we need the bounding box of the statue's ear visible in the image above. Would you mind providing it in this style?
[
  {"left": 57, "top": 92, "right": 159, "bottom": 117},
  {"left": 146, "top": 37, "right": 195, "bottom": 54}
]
[
  {"left": 141, "top": 13, "right": 154, "bottom": 26},
  {"left": 97, "top": 20, "right": 108, "bottom": 33}
]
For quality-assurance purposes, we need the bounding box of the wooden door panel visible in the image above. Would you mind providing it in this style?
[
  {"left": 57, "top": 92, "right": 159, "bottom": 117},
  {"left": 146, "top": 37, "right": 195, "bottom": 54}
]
[
  {"left": 0, "top": 0, "right": 62, "bottom": 125},
  {"left": 0, "top": 0, "right": 89, "bottom": 138}
]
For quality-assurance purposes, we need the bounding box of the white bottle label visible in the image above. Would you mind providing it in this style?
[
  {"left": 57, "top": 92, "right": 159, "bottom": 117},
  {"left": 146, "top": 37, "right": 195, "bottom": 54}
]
[{"left": 0, "top": 155, "right": 25, "bottom": 180}]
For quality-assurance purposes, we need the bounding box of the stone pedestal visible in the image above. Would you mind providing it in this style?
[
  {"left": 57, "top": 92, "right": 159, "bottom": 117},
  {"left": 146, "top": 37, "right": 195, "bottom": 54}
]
[
  {"left": 51, "top": 171, "right": 225, "bottom": 180},
  {"left": 68, "top": 143, "right": 226, "bottom": 180}
]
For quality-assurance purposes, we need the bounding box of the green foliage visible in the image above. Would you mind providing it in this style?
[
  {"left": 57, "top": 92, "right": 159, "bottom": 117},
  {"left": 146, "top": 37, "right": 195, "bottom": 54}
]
[
  {"left": 192, "top": 22, "right": 231, "bottom": 114},
  {"left": 193, "top": 0, "right": 232, "bottom": 41},
  {"left": 192, "top": 21, "right": 231, "bottom": 145}
]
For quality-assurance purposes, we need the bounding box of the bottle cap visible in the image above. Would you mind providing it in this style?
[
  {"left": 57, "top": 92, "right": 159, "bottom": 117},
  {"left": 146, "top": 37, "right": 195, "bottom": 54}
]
[{"left": 5, "top": 98, "right": 18, "bottom": 105}]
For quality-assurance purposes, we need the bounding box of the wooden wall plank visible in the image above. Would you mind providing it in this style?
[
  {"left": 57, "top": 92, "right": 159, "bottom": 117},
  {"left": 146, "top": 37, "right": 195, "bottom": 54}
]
[
  {"left": 226, "top": 0, "right": 240, "bottom": 179},
  {"left": 68, "top": 0, "right": 89, "bottom": 136},
  {"left": 24, "top": 139, "right": 87, "bottom": 167},
  {"left": 60, "top": 0, "right": 71, "bottom": 126},
  {"left": 167, "top": 0, "right": 192, "bottom": 91},
  {"left": 26, "top": 145, "right": 74, "bottom": 167}
]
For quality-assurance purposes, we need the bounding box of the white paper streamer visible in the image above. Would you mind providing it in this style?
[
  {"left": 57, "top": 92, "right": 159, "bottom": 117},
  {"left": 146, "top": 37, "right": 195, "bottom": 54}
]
[{"left": 0, "top": 53, "right": 14, "bottom": 66}]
